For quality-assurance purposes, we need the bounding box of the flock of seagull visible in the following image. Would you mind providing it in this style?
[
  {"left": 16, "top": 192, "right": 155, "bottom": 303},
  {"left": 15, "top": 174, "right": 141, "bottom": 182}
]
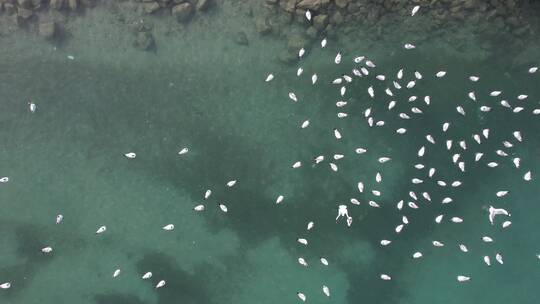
[
  {"left": 1, "top": 4, "right": 539, "bottom": 303},
  {"left": 268, "top": 5, "right": 538, "bottom": 302}
]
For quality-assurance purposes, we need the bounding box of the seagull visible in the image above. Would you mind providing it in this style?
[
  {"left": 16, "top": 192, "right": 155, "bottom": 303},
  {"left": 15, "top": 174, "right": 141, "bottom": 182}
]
[
  {"left": 322, "top": 285, "right": 330, "bottom": 297},
  {"left": 320, "top": 257, "right": 329, "bottom": 266},
  {"left": 156, "top": 280, "right": 166, "bottom": 289},
  {"left": 41, "top": 246, "right": 53, "bottom": 253},
  {"left": 0, "top": 282, "right": 11, "bottom": 289},
  {"left": 265, "top": 74, "right": 274, "bottom": 82},
  {"left": 163, "top": 224, "right": 174, "bottom": 231},
  {"left": 113, "top": 269, "right": 121, "bottom": 278},
  {"left": 142, "top": 272, "right": 152, "bottom": 279},
  {"left": 457, "top": 275, "right": 470, "bottom": 282},
  {"left": 488, "top": 206, "right": 511, "bottom": 225},
  {"left": 193, "top": 204, "right": 205, "bottom": 211},
  {"left": 178, "top": 147, "right": 189, "bottom": 155},
  {"left": 96, "top": 226, "right": 107, "bottom": 234},
  {"left": 297, "top": 292, "right": 306, "bottom": 302},
  {"left": 124, "top": 152, "right": 136, "bottom": 159},
  {"left": 219, "top": 203, "right": 228, "bottom": 213},
  {"left": 226, "top": 180, "right": 237, "bottom": 187},
  {"left": 411, "top": 5, "right": 420, "bottom": 16},
  {"left": 56, "top": 214, "right": 63, "bottom": 224},
  {"left": 28, "top": 100, "right": 37, "bottom": 113},
  {"left": 276, "top": 195, "right": 284, "bottom": 204}
]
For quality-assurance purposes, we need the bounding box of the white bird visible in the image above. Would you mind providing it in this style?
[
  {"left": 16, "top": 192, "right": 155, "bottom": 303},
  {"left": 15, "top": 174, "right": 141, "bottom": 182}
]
[
  {"left": 432, "top": 241, "right": 444, "bottom": 247},
  {"left": 412, "top": 252, "right": 423, "bottom": 259},
  {"left": 495, "top": 253, "right": 504, "bottom": 264},
  {"left": 335, "top": 52, "right": 342, "bottom": 64},
  {"left": 469, "top": 75, "right": 480, "bottom": 81},
  {"left": 451, "top": 217, "right": 463, "bottom": 223},
  {"left": 297, "top": 238, "right": 308, "bottom": 245},
  {"left": 404, "top": 43, "right": 415, "bottom": 50},
  {"left": 488, "top": 206, "right": 510, "bottom": 225},
  {"left": 368, "top": 86, "right": 374, "bottom": 98},
  {"left": 156, "top": 280, "right": 166, "bottom": 289},
  {"left": 56, "top": 214, "right": 63, "bottom": 224},
  {"left": 124, "top": 152, "right": 136, "bottom": 159},
  {"left": 502, "top": 221, "right": 512, "bottom": 228},
  {"left": 484, "top": 256, "right": 491, "bottom": 266},
  {"left": 436, "top": 71, "right": 446, "bottom": 78},
  {"left": 162, "top": 224, "right": 174, "bottom": 231},
  {"left": 482, "top": 236, "right": 494, "bottom": 243},
  {"left": 219, "top": 203, "right": 228, "bottom": 213},
  {"left": 226, "top": 180, "right": 237, "bottom": 187},
  {"left": 41, "top": 246, "right": 53, "bottom": 253},
  {"left": 380, "top": 274, "right": 391, "bottom": 281},
  {"left": 193, "top": 204, "right": 205, "bottom": 211},
  {"left": 457, "top": 275, "right": 470, "bottom": 282},
  {"left": 204, "top": 189, "right": 212, "bottom": 199},
  {"left": 276, "top": 195, "right": 284, "bottom": 204},
  {"left": 142, "top": 272, "right": 152, "bottom": 279},
  {"left": 496, "top": 190, "right": 508, "bottom": 197},
  {"left": 292, "top": 161, "right": 302, "bottom": 168},
  {"left": 411, "top": 5, "right": 420, "bottom": 16},
  {"left": 381, "top": 240, "right": 392, "bottom": 246},
  {"left": 334, "top": 129, "right": 342, "bottom": 139},
  {"left": 289, "top": 92, "right": 298, "bottom": 102},
  {"left": 513, "top": 131, "right": 523, "bottom": 142},
  {"left": 524, "top": 171, "right": 532, "bottom": 181},
  {"left": 178, "top": 147, "right": 189, "bottom": 155},
  {"left": 29, "top": 101, "right": 37, "bottom": 113},
  {"left": 320, "top": 257, "right": 329, "bottom": 265},
  {"left": 378, "top": 157, "right": 391, "bottom": 163},
  {"left": 354, "top": 56, "right": 365, "bottom": 63},
  {"left": 459, "top": 244, "right": 468, "bottom": 252},
  {"left": 435, "top": 214, "right": 444, "bottom": 223},
  {"left": 0, "top": 282, "right": 11, "bottom": 289},
  {"left": 265, "top": 74, "right": 274, "bottom": 82},
  {"left": 307, "top": 221, "right": 314, "bottom": 231},
  {"left": 300, "top": 120, "right": 309, "bottom": 129},
  {"left": 311, "top": 74, "right": 318, "bottom": 85},
  {"left": 297, "top": 68, "right": 303, "bottom": 76},
  {"left": 0, "top": 177, "right": 8, "bottom": 183},
  {"left": 298, "top": 257, "right": 308, "bottom": 267},
  {"left": 113, "top": 269, "right": 121, "bottom": 278},
  {"left": 305, "top": 10, "right": 311, "bottom": 21},
  {"left": 529, "top": 66, "right": 538, "bottom": 73},
  {"left": 490, "top": 90, "right": 502, "bottom": 96},
  {"left": 322, "top": 285, "right": 330, "bottom": 297},
  {"left": 297, "top": 292, "right": 306, "bottom": 302},
  {"left": 321, "top": 38, "right": 327, "bottom": 48},
  {"left": 96, "top": 226, "right": 107, "bottom": 234},
  {"left": 298, "top": 48, "right": 305, "bottom": 58}
]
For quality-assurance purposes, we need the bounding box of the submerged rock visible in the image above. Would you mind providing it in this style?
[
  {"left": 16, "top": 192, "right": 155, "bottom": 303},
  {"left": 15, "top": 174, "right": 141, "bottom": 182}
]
[
  {"left": 133, "top": 31, "right": 156, "bottom": 51},
  {"left": 172, "top": 3, "right": 193, "bottom": 22},
  {"left": 196, "top": 0, "right": 211, "bottom": 11},
  {"left": 255, "top": 17, "right": 272, "bottom": 35},
  {"left": 235, "top": 30, "right": 249, "bottom": 45},
  {"left": 50, "top": 0, "right": 65, "bottom": 10},
  {"left": 38, "top": 21, "right": 57, "bottom": 39},
  {"left": 143, "top": 2, "right": 160, "bottom": 14}
]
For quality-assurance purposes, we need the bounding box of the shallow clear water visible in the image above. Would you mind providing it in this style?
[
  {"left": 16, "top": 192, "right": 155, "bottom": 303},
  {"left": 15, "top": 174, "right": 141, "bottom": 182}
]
[{"left": 1, "top": 2, "right": 540, "bottom": 304}]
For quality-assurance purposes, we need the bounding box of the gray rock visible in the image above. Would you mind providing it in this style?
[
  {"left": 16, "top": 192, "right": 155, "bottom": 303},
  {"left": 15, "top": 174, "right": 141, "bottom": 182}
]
[
  {"left": 196, "top": 0, "right": 210, "bottom": 11},
  {"left": 50, "top": 0, "right": 64, "bottom": 10},
  {"left": 68, "top": 0, "right": 78, "bottom": 10},
  {"left": 297, "top": 0, "right": 321, "bottom": 10},
  {"left": 134, "top": 31, "right": 156, "bottom": 51},
  {"left": 255, "top": 17, "right": 272, "bottom": 35},
  {"left": 17, "top": 7, "right": 33, "bottom": 20},
  {"left": 38, "top": 21, "right": 57, "bottom": 39},
  {"left": 278, "top": 49, "right": 297, "bottom": 64},
  {"left": 17, "top": 0, "right": 32, "bottom": 9},
  {"left": 3, "top": 3, "right": 16, "bottom": 15},
  {"left": 81, "top": 0, "right": 96, "bottom": 7},
  {"left": 313, "top": 14, "right": 327, "bottom": 30},
  {"left": 143, "top": 2, "right": 160, "bottom": 14},
  {"left": 335, "top": 0, "right": 349, "bottom": 9},
  {"left": 280, "top": 0, "right": 297, "bottom": 13},
  {"left": 286, "top": 34, "right": 309, "bottom": 51},
  {"left": 330, "top": 11, "right": 344, "bottom": 25},
  {"left": 235, "top": 31, "right": 248, "bottom": 45},
  {"left": 265, "top": 0, "right": 278, "bottom": 4},
  {"left": 172, "top": 3, "right": 193, "bottom": 22},
  {"left": 306, "top": 26, "right": 318, "bottom": 39}
]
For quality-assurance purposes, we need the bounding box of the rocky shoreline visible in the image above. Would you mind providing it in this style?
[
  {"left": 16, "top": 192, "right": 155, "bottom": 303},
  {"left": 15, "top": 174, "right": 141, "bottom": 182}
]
[{"left": 0, "top": 0, "right": 538, "bottom": 63}]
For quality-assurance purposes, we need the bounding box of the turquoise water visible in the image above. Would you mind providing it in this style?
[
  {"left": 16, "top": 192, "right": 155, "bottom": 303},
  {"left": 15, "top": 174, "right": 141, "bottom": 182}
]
[{"left": 1, "top": 2, "right": 540, "bottom": 304}]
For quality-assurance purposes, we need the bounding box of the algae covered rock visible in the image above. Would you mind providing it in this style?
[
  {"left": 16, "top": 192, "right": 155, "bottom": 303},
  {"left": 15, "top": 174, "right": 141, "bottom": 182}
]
[{"left": 172, "top": 2, "right": 193, "bottom": 22}]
